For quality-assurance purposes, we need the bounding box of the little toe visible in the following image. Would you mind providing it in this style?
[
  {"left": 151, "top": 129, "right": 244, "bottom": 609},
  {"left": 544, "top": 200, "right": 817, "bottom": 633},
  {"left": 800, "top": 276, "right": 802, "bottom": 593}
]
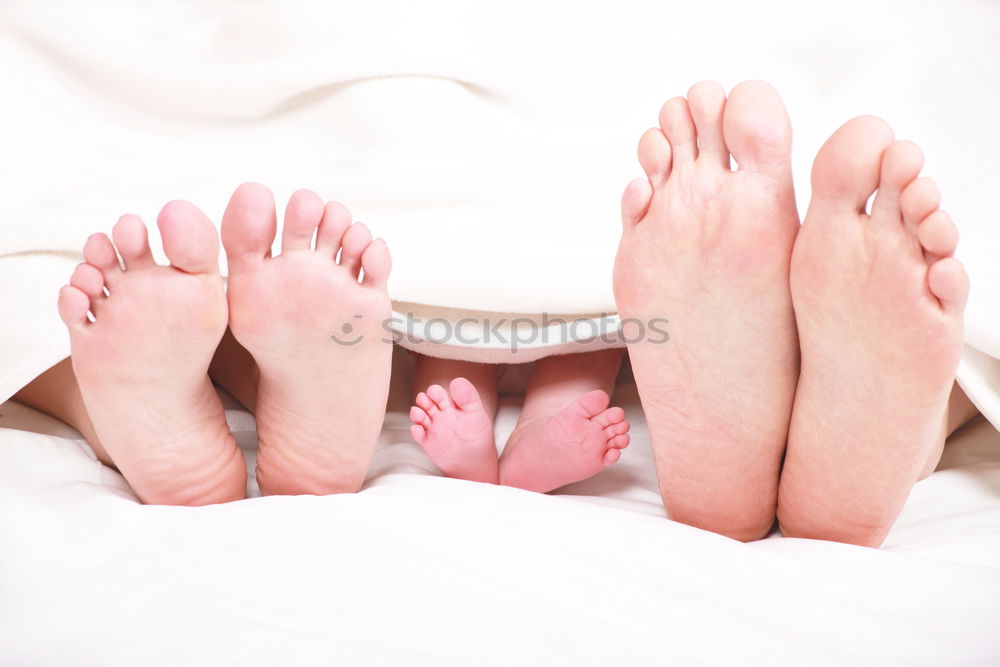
[
  {"left": 410, "top": 424, "right": 427, "bottom": 445},
  {"left": 112, "top": 214, "right": 155, "bottom": 270},
  {"left": 927, "top": 257, "right": 969, "bottom": 314},
  {"left": 221, "top": 182, "right": 277, "bottom": 274},
  {"left": 360, "top": 238, "right": 392, "bottom": 288},
  {"left": 58, "top": 285, "right": 91, "bottom": 329},
  {"left": 449, "top": 377, "right": 484, "bottom": 411},
  {"left": 658, "top": 97, "right": 697, "bottom": 164},
  {"left": 69, "top": 263, "right": 106, "bottom": 313},
  {"left": 573, "top": 389, "right": 611, "bottom": 419},
  {"left": 82, "top": 233, "right": 122, "bottom": 284},
  {"left": 426, "top": 384, "right": 453, "bottom": 411},
  {"left": 282, "top": 189, "right": 324, "bottom": 252},
  {"left": 339, "top": 222, "right": 373, "bottom": 279},
  {"left": 637, "top": 127, "right": 672, "bottom": 184},
  {"left": 316, "top": 201, "right": 352, "bottom": 256},
  {"left": 603, "top": 449, "right": 622, "bottom": 465},
  {"left": 722, "top": 80, "right": 792, "bottom": 176},
  {"left": 621, "top": 177, "right": 654, "bottom": 229},
  {"left": 687, "top": 81, "right": 729, "bottom": 169},
  {"left": 157, "top": 200, "right": 221, "bottom": 275},
  {"left": 918, "top": 211, "right": 959, "bottom": 258},
  {"left": 901, "top": 177, "right": 942, "bottom": 226},
  {"left": 809, "top": 115, "right": 894, "bottom": 214}
]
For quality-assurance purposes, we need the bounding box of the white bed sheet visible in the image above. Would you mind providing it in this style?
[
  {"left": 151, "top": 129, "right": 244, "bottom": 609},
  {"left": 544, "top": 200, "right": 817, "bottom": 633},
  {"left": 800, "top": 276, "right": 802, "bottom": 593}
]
[{"left": 1, "top": 354, "right": 999, "bottom": 666}]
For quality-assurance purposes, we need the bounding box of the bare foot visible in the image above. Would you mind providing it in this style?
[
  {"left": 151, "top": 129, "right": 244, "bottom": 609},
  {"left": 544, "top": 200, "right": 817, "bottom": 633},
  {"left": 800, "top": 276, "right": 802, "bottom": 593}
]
[
  {"left": 222, "top": 183, "right": 392, "bottom": 495},
  {"left": 778, "top": 117, "right": 968, "bottom": 547},
  {"left": 613, "top": 81, "right": 801, "bottom": 540},
  {"left": 58, "top": 205, "right": 245, "bottom": 505},
  {"left": 410, "top": 378, "right": 499, "bottom": 484},
  {"left": 498, "top": 390, "right": 630, "bottom": 493}
]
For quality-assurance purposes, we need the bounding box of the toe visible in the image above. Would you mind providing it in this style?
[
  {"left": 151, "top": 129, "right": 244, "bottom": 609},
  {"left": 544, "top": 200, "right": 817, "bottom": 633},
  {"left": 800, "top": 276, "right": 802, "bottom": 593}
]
[
  {"left": 58, "top": 285, "right": 91, "bottom": 329},
  {"left": 658, "top": 97, "right": 697, "bottom": 164},
  {"left": 449, "top": 377, "right": 483, "bottom": 411},
  {"left": 872, "top": 140, "right": 925, "bottom": 219},
  {"left": 809, "top": 115, "right": 894, "bottom": 213},
  {"left": 426, "top": 384, "right": 453, "bottom": 411},
  {"left": 410, "top": 424, "right": 427, "bottom": 445},
  {"left": 410, "top": 406, "right": 431, "bottom": 427},
  {"left": 82, "top": 233, "right": 121, "bottom": 284},
  {"left": 281, "top": 189, "right": 324, "bottom": 252},
  {"left": 157, "top": 200, "right": 221, "bottom": 275},
  {"left": 918, "top": 210, "right": 959, "bottom": 258},
  {"left": 339, "top": 222, "right": 373, "bottom": 279},
  {"left": 221, "top": 182, "right": 277, "bottom": 274},
  {"left": 603, "top": 420, "right": 630, "bottom": 438},
  {"left": 609, "top": 433, "right": 630, "bottom": 450},
  {"left": 573, "top": 389, "right": 611, "bottom": 419},
  {"left": 621, "top": 177, "right": 653, "bottom": 229},
  {"left": 416, "top": 391, "right": 435, "bottom": 413},
  {"left": 687, "top": 81, "right": 729, "bottom": 168},
  {"left": 722, "top": 80, "right": 792, "bottom": 176},
  {"left": 900, "top": 177, "right": 941, "bottom": 226},
  {"left": 360, "top": 238, "right": 392, "bottom": 288},
  {"left": 603, "top": 449, "right": 622, "bottom": 465},
  {"left": 112, "top": 214, "right": 155, "bottom": 270},
  {"left": 637, "top": 127, "right": 672, "bottom": 184},
  {"left": 316, "top": 201, "right": 352, "bottom": 256},
  {"left": 69, "top": 263, "right": 106, "bottom": 313},
  {"left": 927, "top": 257, "right": 969, "bottom": 314}
]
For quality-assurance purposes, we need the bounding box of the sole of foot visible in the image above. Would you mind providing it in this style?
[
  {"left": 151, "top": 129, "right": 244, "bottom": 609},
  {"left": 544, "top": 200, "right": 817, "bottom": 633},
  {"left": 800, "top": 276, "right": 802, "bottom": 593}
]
[
  {"left": 222, "top": 183, "right": 393, "bottom": 496},
  {"left": 778, "top": 116, "right": 967, "bottom": 547},
  {"left": 613, "top": 81, "right": 801, "bottom": 541},
  {"left": 410, "top": 377, "right": 499, "bottom": 484},
  {"left": 498, "top": 390, "right": 630, "bottom": 493},
  {"left": 59, "top": 204, "right": 245, "bottom": 505}
]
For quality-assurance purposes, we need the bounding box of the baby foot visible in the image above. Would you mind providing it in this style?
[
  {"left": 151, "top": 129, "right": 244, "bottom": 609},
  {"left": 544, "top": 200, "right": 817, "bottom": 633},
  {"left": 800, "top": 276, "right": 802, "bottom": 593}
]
[
  {"left": 498, "top": 390, "right": 630, "bottom": 493},
  {"left": 222, "top": 183, "right": 392, "bottom": 495},
  {"left": 410, "top": 378, "right": 499, "bottom": 484},
  {"left": 58, "top": 205, "right": 245, "bottom": 505},
  {"left": 613, "top": 81, "right": 801, "bottom": 540},
  {"left": 778, "top": 117, "right": 968, "bottom": 546}
]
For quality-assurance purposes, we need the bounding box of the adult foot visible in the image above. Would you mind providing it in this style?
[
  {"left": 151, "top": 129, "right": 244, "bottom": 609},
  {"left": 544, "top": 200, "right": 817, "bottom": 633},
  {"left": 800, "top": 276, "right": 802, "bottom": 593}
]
[
  {"left": 498, "top": 390, "right": 630, "bottom": 493},
  {"left": 410, "top": 378, "right": 499, "bottom": 484},
  {"left": 58, "top": 206, "right": 245, "bottom": 505},
  {"left": 222, "top": 183, "right": 393, "bottom": 495},
  {"left": 778, "top": 117, "right": 967, "bottom": 547},
  {"left": 613, "top": 81, "right": 801, "bottom": 540}
]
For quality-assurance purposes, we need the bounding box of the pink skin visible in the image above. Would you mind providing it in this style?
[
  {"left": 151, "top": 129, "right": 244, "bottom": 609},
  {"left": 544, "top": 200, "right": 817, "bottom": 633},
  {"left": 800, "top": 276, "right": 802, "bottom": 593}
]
[
  {"left": 409, "top": 350, "right": 630, "bottom": 493},
  {"left": 613, "top": 81, "right": 801, "bottom": 541},
  {"left": 222, "top": 183, "right": 393, "bottom": 496},
  {"left": 55, "top": 205, "right": 246, "bottom": 506},
  {"left": 777, "top": 117, "right": 969, "bottom": 547}
]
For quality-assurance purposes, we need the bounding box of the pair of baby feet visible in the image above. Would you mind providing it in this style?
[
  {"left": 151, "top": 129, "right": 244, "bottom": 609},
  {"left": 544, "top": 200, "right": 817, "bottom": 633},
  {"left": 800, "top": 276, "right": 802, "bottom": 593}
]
[
  {"left": 59, "top": 184, "right": 393, "bottom": 504},
  {"left": 613, "top": 81, "right": 966, "bottom": 545},
  {"left": 410, "top": 380, "right": 630, "bottom": 493}
]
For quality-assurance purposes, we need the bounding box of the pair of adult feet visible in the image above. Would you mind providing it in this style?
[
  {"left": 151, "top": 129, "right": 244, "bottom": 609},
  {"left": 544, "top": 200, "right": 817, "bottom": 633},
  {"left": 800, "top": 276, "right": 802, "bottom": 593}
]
[
  {"left": 59, "top": 185, "right": 393, "bottom": 504},
  {"left": 614, "top": 81, "right": 967, "bottom": 546}
]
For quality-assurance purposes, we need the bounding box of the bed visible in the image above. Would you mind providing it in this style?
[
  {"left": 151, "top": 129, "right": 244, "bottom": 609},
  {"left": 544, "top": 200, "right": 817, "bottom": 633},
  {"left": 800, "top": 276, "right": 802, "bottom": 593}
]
[{"left": 2, "top": 1, "right": 999, "bottom": 664}]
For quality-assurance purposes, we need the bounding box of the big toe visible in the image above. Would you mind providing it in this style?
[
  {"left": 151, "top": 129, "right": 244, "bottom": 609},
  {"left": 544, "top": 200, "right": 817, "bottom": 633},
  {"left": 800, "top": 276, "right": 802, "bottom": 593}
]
[
  {"left": 449, "top": 377, "right": 484, "bottom": 411},
  {"left": 221, "top": 182, "right": 278, "bottom": 273},
  {"left": 809, "top": 115, "right": 895, "bottom": 213},
  {"left": 573, "top": 389, "right": 611, "bottom": 419},
  {"left": 157, "top": 200, "right": 221, "bottom": 275},
  {"left": 722, "top": 81, "right": 792, "bottom": 175}
]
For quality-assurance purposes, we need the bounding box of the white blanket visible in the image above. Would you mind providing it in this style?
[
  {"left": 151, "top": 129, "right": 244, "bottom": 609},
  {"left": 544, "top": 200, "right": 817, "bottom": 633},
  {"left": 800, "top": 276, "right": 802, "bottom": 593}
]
[{"left": 1, "top": 358, "right": 999, "bottom": 665}]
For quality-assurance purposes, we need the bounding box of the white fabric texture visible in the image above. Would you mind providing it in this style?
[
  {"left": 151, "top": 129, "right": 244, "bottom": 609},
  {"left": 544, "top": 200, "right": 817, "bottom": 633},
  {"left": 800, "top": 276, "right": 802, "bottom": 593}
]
[
  {"left": 2, "top": 1, "right": 1000, "bottom": 663},
  {"left": 1, "top": 0, "right": 1000, "bottom": 375},
  {"left": 2, "top": 356, "right": 1000, "bottom": 665}
]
